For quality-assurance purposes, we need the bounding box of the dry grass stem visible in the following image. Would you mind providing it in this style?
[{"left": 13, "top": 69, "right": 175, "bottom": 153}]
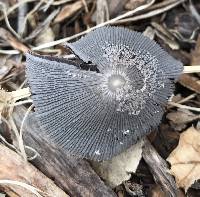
[
  {"left": 183, "top": 65, "right": 200, "bottom": 73},
  {"left": 168, "top": 101, "right": 200, "bottom": 112},
  {"left": 18, "top": 104, "right": 34, "bottom": 161}
]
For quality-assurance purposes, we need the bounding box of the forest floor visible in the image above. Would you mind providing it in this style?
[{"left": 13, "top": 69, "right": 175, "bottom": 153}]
[{"left": 0, "top": 0, "right": 200, "bottom": 197}]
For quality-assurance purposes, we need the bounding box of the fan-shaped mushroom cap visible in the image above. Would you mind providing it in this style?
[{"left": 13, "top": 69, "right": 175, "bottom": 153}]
[{"left": 26, "top": 26, "right": 183, "bottom": 161}]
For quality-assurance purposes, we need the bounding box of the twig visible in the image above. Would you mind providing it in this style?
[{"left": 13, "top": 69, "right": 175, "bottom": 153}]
[
  {"left": 177, "top": 93, "right": 197, "bottom": 104},
  {"left": 49, "top": 0, "right": 73, "bottom": 5},
  {"left": 19, "top": 79, "right": 28, "bottom": 89},
  {"left": 81, "top": 0, "right": 89, "bottom": 13},
  {"left": 168, "top": 93, "right": 197, "bottom": 109},
  {"left": 0, "top": 49, "right": 19, "bottom": 55},
  {"left": 115, "top": 0, "right": 186, "bottom": 24},
  {"left": 0, "top": 2, "right": 21, "bottom": 39},
  {"left": 20, "top": 0, "right": 44, "bottom": 41},
  {"left": 168, "top": 101, "right": 200, "bottom": 112},
  {"left": 42, "top": 0, "right": 54, "bottom": 12},
  {"left": 142, "top": 138, "right": 178, "bottom": 197},
  {"left": 0, "top": 0, "right": 36, "bottom": 21},
  {"left": 32, "top": 0, "right": 155, "bottom": 50}
]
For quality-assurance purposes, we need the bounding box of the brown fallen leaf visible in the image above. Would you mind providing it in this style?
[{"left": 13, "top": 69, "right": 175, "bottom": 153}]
[
  {"left": 167, "top": 127, "right": 200, "bottom": 192},
  {"left": 166, "top": 109, "right": 200, "bottom": 125},
  {"left": 0, "top": 28, "right": 29, "bottom": 52},
  {"left": 54, "top": 1, "right": 83, "bottom": 23},
  {"left": 178, "top": 73, "right": 200, "bottom": 94}
]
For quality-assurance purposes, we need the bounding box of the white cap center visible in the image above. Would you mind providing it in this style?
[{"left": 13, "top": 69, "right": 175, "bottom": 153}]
[{"left": 108, "top": 74, "right": 126, "bottom": 91}]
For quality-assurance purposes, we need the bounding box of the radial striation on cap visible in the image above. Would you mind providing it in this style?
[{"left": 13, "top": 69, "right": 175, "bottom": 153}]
[{"left": 26, "top": 26, "right": 183, "bottom": 161}]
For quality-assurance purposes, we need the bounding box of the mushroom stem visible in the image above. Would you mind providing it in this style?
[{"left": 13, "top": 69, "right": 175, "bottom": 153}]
[{"left": 183, "top": 66, "right": 200, "bottom": 73}]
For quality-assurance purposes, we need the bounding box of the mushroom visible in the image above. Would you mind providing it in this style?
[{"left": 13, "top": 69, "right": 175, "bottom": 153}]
[{"left": 26, "top": 26, "right": 183, "bottom": 161}]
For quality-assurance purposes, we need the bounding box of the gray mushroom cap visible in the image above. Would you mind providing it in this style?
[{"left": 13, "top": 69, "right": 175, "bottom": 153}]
[{"left": 26, "top": 26, "right": 183, "bottom": 161}]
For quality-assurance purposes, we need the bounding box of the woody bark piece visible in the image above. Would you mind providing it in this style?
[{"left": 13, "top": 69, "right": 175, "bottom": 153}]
[
  {"left": 142, "top": 138, "right": 178, "bottom": 197},
  {"left": 12, "top": 106, "right": 117, "bottom": 197},
  {"left": 0, "top": 143, "right": 68, "bottom": 197}
]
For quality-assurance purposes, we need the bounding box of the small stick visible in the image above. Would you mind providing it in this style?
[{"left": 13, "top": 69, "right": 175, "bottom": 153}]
[
  {"left": 168, "top": 101, "right": 200, "bottom": 112},
  {"left": 32, "top": 0, "right": 155, "bottom": 50},
  {"left": 142, "top": 138, "right": 178, "bottom": 197},
  {"left": 167, "top": 93, "right": 197, "bottom": 109}
]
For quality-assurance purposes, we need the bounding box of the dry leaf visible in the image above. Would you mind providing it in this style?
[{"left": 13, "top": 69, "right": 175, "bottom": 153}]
[
  {"left": 178, "top": 74, "right": 200, "bottom": 94},
  {"left": 54, "top": 1, "right": 83, "bottom": 23},
  {"left": 91, "top": 140, "right": 143, "bottom": 188},
  {"left": 167, "top": 109, "right": 200, "bottom": 125},
  {"left": 167, "top": 127, "right": 200, "bottom": 192},
  {"left": 155, "top": 29, "right": 180, "bottom": 50}
]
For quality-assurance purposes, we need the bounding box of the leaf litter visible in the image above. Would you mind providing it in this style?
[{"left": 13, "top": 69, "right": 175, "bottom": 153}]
[{"left": 0, "top": 0, "right": 200, "bottom": 196}]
